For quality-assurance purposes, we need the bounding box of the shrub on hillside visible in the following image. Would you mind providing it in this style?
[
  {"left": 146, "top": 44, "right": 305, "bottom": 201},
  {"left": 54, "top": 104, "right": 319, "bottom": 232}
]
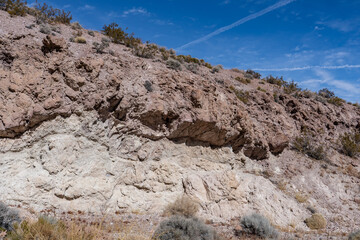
[
  {"left": 87, "top": 30, "right": 95, "bottom": 37},
  {"left": 0, "top": 202, "right": 20, "bottom": 231},
  {"left": 74, "top": 36, "right": 86, "bottom": 44},
  {"left": 229, "top": 86, "right": 250, "bottom": 104},
  {"left": 264, "top": 75, "right": 285, "bottom": 87},
  {"left": 304, "top": 213, "right": 326, "bottom": 230},
  {"left": 34, "top": 2, "right": 72, "bottom": 24},
  {"left": 240, "top": 213, "right": 278, "bottom": 239},
  {"left": 348, "top": 230, "right": 360, "bottom": 240},
  {"left": 153, "top": 215, "right": 219, "bottom": 240},
  {"left": 339, "top": 132, "right": 360, "bottom": 157},
  {"left": 235, "top": 76, "right": 251, "bottom": 84},
  {"left": 133, "top": 43, "right": 158, "bottom": 59},
  {"left": 210, "top": 65, "right": 223, "bottom": 74},
  {"left": 292, "top": 135, "right": 327, "bottom": 160},
  {"left": 186, "top": 63, "right": 199, "bottom": 74},
  {"left": 318, "top": 88, "right": 335, "bottom": 99},
  {"left": 1, "top": 0, "right": 27, "bottom": 16},
  {"left": 166, "top": 59, "right": 182, "bottom": 71},
  {"left": 103, "top": 22, "right": 142, "bottom": 48},
  {"left": 39, "top": 24, "right": 51, "bottom": 34},
  {"left": 283, "top": 80, "right": 300, "bottom": 94},
  {"left": 327, "top": 96, "right": 345, "bottom": 106},
  {"left": 163, "top": 196, "right": 199, "bottom": 218},
  {"left": 6, "top": 215, "right": 101, "bottom": 239},
  {"left": 92, "top": 41, "right": 109, "bottom": 54},
  {"left": 245, "top": 69, "right": 261, "bottom": 79}
]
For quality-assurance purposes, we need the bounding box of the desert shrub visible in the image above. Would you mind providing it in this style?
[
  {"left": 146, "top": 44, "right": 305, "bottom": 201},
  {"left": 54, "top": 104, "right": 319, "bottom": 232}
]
[
  {"left": 210, "top": 65, "right": 223, "bottom": 74},
  {"left": 6, "top": 215, "right": 103, "bottom": 240},
  {"left": 103, "top": 22, "right": 142, "bottom": 48},
  {"left": 245, "top": 69, "right": 261, "bottom": 79},
  {"left": 166, "top": 59, "right": 182, "bottom": 71},
  {"left": 230, "top": 86, "right": 249, "bottom": 104},
  {"left": 318, "top": 88, "right": 335, "bottom": 99},
  {"left": 39, "top": 24, "right": 51, "bottom": 34},
  {"left": 257, "top": 86, "right": 266, "bottom": 93},
  {"left": 295, "top": 192, "right": 308, "bottom": 203},
  {"left": 235, "top": 76, "right": 251, "bottom": 84},
  {"left": 0, "top": 202, "right": 20, "bottom": 231},
  {"left": 240, "top": 213, "right": 278, "bottom": 239},
  {"left": 339, "top": 132, "right": 360, "bottom": 157},
  {"left": 186, "top": 63, "right": 199, "bottom": 74},
  {"left": 283, "top": 80, "right": 301, "bottom": 94},
  {"left": 51, "top": 26, "right": 61, "bottom": 34},
  {"left": 327, "top": 96, "right": 345, "bottom": 106},
  {"left": 153, "top": 215, "right": 218, "bottom": 240},
  {"left": 292, "top": 135, "right": 327, "bottom": 160},
  {"left": 144, "top": 80, "right": 153, "bottom": 92},
  {"left": 163, "top": 196, "right": 199, "bottom": 218},
  {"left": 176, "top": 55, "right": 201, "bottom": 64},
  {"left": 92, "top": 41, "right": 109, "bottom": 54},
  {"left": 204, "top": 62, "right": 212, "bottom": 69},
  {"left": 69, "top": 37, "right": 75, "bottom": 42},
  {"left": 264, "top": 75, "right": 285, "bottom": 87},
  {"left": 87, "top": 30, "right": 95, "bottom": 37},
  {"left": 301, "top": 89, "right": 314, "bottom": 98},
  {"left": 25, "top": 23, "right": 35, "bottom": 29},
  {"left": 74, "top": 37, "right": 86, "bottom": 44},
  {"left": 2, "top": 0, "right": 27, "bottom": 16},
  {"left": 160, "top": 48, "right": 170, "bottom": 61},
  {"left": 349, "top": 230, "right": 360, "bottom": 240},
  {"left": 133, "top": 43, "right": 157, "bottom": 59},
  {"left": 304, "top": 213, "right": 326, "bottom": 230},
  {"left": 34, "top": 3, "right": 72, "bottom": 24},
  {"left": 71, "top": 21, "right": 82, "bottom": 30}
]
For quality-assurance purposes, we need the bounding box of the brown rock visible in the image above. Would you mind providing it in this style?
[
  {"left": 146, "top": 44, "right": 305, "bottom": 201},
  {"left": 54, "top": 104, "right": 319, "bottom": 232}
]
[
  {"left": 41, "top": 35, "right": 67, "bottom": 54},
  {"left": 269, "top": 133, "right": 289, "bottom": 155}
]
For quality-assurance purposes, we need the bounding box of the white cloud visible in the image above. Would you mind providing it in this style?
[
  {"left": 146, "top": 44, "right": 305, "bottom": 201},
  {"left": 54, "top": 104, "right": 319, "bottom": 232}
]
[
  {"left": 79, "top": 5, "right": 95, "bottom": 11},
  {"left": 122, "top": 7, "right": 150, "bottom": 17},
  {"left": 301, "top": 69, "right": 360, "bottom": 95},
  {"left": 317, "top": 18, "right": 360, "bottom": 32}
]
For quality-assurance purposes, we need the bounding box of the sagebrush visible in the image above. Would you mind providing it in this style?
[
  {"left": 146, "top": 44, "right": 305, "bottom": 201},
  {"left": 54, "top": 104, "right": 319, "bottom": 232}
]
[
  {"left": 163, "top": 196, "right": 199, "bottom": 218},
  {"left": 153, "top": 215, "right": 218, "bottom": 240},
  {"left": 0, "top": 202, "right": 20, "bottom": 231},
  {"left": 240, "top": 213, "right": 278, "bottom": 239}
]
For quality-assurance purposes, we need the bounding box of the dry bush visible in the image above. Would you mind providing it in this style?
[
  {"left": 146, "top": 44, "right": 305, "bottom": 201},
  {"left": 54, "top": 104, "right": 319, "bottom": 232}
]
[
  {"left": 295, "top": 193, "right": 308, "bottom": 203},
  {"left": 292, "top": 135, "right": 327, "bottom": 160},
  {"left": 348, "top": 230, "right": 360, "bottom": 240},
  {"left": 235, "top": 76, "right": 251, "bottom": 84},
  {"left": 328, "top": 96, "right": 345, "bottom": 106},
  {"left": 163, "top": 196, "right": 199, "bottom": 218},
  {"left": 1, "top": 0, "right": 27, "bottom": 16},
  {"left": 6, "top": 216, "right": 102, "bottom": 240},
  {"left": 0, "top": 202, "right": 20, "bottom": 231},
  {"left": 229, "top": 86, "right": 250, "bottom": 104},
  {"left": 153, "top": 215, "right": 218, "bottom": 240},
  {"left": 245, "top": 69, "right": 261, "bottom": 79},
  {"left": 33, "top": 2, "right": 72, "bottom": 24},
  {"left": 240, "top": 213, "right": 278, "bottom": 239},
  {"left": 304, "top": 213, "right": 326, "bottom": 230},
  {"left": 166, "top": 59, "right": 182, "bottom": 71},
  {"left": 74, "top": 37, "right": 86, "bottom": 44},
  {"left": 339, "top": 132, "right": 360, "bottom": 157}
]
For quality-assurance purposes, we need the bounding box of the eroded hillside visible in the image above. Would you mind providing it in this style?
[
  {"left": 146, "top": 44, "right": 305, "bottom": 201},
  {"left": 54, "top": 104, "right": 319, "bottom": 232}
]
[{"left": 0, "top": 9, "right": 360, "bottom": 239}]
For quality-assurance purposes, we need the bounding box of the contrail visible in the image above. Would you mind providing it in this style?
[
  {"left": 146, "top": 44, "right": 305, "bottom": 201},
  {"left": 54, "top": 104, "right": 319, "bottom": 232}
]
[
  {"left": 176, "top": 0, "right": 296, "bottom": 51},
  {"left": 253, "top": 64, "right": 360, "bottom": 71}
]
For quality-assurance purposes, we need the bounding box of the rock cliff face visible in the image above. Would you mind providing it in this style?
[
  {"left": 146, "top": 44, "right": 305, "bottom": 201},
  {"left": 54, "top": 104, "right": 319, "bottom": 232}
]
[{"left": 0, "top": 10, "right": 359, "bottom": 235}]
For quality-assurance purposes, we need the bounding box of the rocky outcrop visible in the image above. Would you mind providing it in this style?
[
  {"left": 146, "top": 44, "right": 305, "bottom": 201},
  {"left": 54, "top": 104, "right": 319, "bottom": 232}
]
[{"left": 0, "top": 10, "right": 360, "bottom": 235}]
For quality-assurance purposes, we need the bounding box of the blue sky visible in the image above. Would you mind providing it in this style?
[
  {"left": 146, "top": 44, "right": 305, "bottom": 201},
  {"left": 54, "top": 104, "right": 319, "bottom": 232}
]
[{"left": 31, "top": 0, "right": 360, "bottom": 102}]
